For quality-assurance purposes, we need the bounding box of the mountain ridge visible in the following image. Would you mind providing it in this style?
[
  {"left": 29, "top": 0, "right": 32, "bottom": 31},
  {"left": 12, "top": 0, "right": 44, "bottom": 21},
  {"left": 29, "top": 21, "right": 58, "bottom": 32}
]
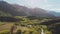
[{"left": 0, "top": 1, "right": 56, "bottom": 18}]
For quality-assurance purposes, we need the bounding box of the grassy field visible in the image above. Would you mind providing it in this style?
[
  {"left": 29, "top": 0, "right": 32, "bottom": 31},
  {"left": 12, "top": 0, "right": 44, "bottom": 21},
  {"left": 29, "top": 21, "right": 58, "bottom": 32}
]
[
  {"left": 0, "top": 22, "right": 34, "bottom": 33},
  {"left": 0, "top": 23, "right": 13, "bottom": 33},
  {"left": 0, "top": 16, "right": 57, "bottom": 34},
  {"left": 0, "top": 22, "right": 51, "bottom": 34}
]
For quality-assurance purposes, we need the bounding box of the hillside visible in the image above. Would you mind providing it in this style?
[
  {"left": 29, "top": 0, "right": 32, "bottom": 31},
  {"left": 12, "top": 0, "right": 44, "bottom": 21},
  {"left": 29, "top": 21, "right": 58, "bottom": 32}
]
[
  {"left": 0, "top": 11, "right": 12, "bottom": 16},
  {"left": 0, "top": 1, "right": 55, "bottom": 18},
  {"left": 0, "top": 16, "right": 60, "bottom": 34}
]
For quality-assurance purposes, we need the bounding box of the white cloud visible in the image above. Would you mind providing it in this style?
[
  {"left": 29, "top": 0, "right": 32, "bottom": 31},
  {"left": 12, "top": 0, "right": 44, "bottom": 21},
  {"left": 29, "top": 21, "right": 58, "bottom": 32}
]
[
  {"left": 4, "top": 0, "right": 60, "bottom": 12},
  {"left": 44, "top": 0, "right": 48, "bottom": 3},
  {"left": 20, "top": 0, "right": 60, "bottom": 12},
  {"left": 19, "top": 0, "right": 48, "bottom": 8}
]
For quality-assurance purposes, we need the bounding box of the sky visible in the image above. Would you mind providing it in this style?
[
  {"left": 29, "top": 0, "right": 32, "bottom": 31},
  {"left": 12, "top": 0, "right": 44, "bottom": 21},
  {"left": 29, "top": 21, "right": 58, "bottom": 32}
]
[{"left": 3, "top": 0, "right": 60, "bottom": 12}]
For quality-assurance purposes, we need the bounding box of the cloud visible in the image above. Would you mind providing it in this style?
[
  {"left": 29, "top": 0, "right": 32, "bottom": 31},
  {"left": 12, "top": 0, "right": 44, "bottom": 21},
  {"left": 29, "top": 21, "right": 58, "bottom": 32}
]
[
  {"left": 4, "top": 0, "right": 60, "bottom": 12},
  {"left": 49, "top": 8, "right": 60, "bottom": 12},
  {"left": 17, "top": 0, "right": 49, "bottom": 8},
  {"left": 15, "top": 0, "right": 60, "bottom": 12}
]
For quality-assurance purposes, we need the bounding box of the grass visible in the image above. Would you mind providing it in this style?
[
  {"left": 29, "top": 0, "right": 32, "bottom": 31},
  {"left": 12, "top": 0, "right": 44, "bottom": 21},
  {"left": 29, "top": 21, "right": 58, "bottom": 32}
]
[
  {"left": 0, "top": 23, "right": 14, "bottom": 32},
  {"left": 0, "top": 22, "right": 35, "bottom": 33},
  {"left": 0, "top": 16, "right": 52, "bottom": 34}
]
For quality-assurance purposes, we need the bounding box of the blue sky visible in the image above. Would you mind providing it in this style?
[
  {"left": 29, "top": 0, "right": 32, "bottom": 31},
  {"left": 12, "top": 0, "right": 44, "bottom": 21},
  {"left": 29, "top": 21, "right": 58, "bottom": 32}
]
[{"left": 4, "top": 0, "right": 60, "bottom": 12}]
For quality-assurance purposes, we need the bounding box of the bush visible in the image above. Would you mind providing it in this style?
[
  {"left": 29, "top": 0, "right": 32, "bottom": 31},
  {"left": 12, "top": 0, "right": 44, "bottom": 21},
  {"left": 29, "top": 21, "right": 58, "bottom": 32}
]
[
  {"left": 16, "top": 30, "right": 22, "bottom": 34},
  {"left": 0, "top": 31, "right": 10, "bottom": 34}
]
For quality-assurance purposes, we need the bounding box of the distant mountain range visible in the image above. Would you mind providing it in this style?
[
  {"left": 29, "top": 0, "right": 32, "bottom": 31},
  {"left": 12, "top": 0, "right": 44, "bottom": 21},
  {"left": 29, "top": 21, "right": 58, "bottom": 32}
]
[
  {"left": 0, "top": 1, "right": 60, "bottom": 18},
  {"left": 48, "top": 11, "right": 60, "bottom": 17}
]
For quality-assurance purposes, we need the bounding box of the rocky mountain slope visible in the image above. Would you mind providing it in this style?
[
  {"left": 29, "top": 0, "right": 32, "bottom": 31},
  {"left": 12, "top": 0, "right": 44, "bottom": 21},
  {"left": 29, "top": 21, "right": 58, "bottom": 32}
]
[{"left": 0, "top": 1, "right": 55, "bottom": 18}]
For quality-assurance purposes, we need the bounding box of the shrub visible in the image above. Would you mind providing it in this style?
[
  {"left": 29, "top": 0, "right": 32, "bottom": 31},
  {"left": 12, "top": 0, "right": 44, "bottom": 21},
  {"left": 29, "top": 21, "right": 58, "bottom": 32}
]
[{"left": 16, "top": 30, "right": 22, "bottom": 34}]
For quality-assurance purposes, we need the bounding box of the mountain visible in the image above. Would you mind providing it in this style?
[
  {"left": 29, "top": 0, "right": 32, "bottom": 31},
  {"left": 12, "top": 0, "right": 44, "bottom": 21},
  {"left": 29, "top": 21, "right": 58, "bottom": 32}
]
[
  {"left": 0, "top": 1, "right": 55, "bottom": 18},
  {"left": 0, "top": 10, "right": 12, "bottom": 16},
  {"left": 48, "top": 11, "right": 60, "bottom": 17},
  {"left": 0, "top": 1, "right": 27, "bottom": 16},
  {"left": 30, "top": 8, "right": 55, "bottom": 18}
]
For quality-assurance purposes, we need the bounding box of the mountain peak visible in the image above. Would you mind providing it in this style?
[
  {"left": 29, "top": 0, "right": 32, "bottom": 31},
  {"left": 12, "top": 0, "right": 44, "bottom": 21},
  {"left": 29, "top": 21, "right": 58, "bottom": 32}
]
[
  {"left": 0, "top": 1, "right": 56, "bottom": 18},
  {"left": 0, "top": 1, "right": 7, "bottom": 3}
]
